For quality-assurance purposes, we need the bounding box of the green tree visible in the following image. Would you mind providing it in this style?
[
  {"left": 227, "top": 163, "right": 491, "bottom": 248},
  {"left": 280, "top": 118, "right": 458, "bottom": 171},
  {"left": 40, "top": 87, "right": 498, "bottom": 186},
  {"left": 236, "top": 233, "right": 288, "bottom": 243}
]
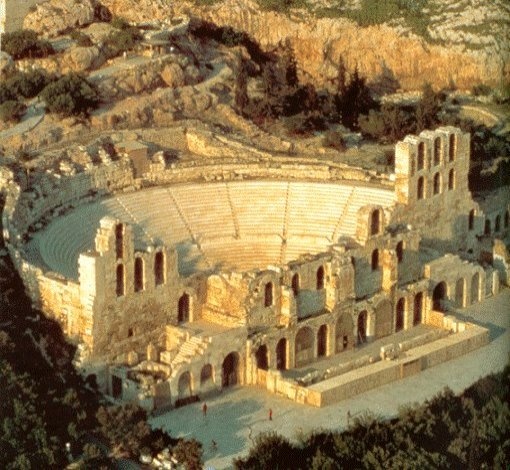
[
  {"left": 172, "top": 438, "right": 203, "bottom": 470},
  {"left": 416, "top": 82, "right": 441, "bottom": 132},
  {"left": 340, "top": 66, "right": 376, "bottom": 129},
  {"left": 0, "top": 100, "right": 26, "bottom": 122},
  {"left": 40, "top": 73, "right": 100, "bottom": 117},
  {"left": 1, "top": 29, "right": 54, "bottom": 60},
  {"left": 233, "top": 432, "right": 297, "bottom": 469},
  {"left": 95, "top": 404, "right": 151, "bottom": 458}
]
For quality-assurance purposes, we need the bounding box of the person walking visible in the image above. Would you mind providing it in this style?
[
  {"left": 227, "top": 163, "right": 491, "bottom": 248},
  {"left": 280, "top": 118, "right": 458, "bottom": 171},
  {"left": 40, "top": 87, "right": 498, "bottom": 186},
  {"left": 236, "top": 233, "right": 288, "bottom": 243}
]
[
  {"left": 202, "top": 402, "right": 207, "bottom": 418},
  {"left": 269, "top": 408, "right": 273, "bottom": 421}
]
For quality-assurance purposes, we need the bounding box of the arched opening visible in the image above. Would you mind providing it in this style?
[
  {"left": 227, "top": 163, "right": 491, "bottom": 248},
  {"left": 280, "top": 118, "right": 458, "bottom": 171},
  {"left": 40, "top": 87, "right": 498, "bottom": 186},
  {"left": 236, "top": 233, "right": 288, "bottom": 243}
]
[
  {"left": 505, "top": 210, "right": 509, "bottom": 228},
  {"left": 264, "top": 282, "right": 273, "bottom": 307},
  {"left": 222, "top": 352, "right": 240, "bottom": 388},
  {"left": 449, "top": 134, "right": 456, "bottom": 161},
  {"left": 200, "top": 364, "right": 213, "bottom": 386},
  {"left": 468, "top": 209, "right": 475, "bottom": 230},
  {"left": 395, "top": 298, "right": 405, "bottom": 332},
  {"left": 433, "top": 282, "right": 447, "bottom": 311},
  {"left": 471, "top": 273, "right": 480, "bottom": 304},
  {"left": 336, "top": 314, "right": 354, "bottom": 352},
  {"left": 371, "top": 249, "right": 379, "bottom": 271},
  {"left": 116, "top": 264, "right": 124, "bottom": 297},
  {"left": 433, "top": 172, "right": 441, "bottom": 195},
  {"left": 417, "top": 176, "right": 425, "bottom": 200},
  {"left": 255, "top": 345, "right": 268, "bottom": 370},
  {"left": 396, "top": 241, "right": 404, "bottom": 263},
  {"left": 413, "top": 293, "right": 423, "bottom": 325},
  {"left": 484, "top": 219, "right": 491, "bottom": 236},
  {"left": 178, "top": 293, "right": 190, "bottom": 323},
  {"left": 370, "top": 209, "right": 381, "bottom": 236},
  {"left": 455, "top": 278, "right": 465, "bottom": 308},
  {"left": 276, "top": 338, "right": 287, "bottom": 370},
  {"left": 134, "top": 257, "right": 144, "bottom": 292},
  {"left": 374, "top": 300, "right": 393, "bottom": 338},
  {"left": 357, "top": 310, "right": 367, "bottom": 344},
  {"left": 417, "top": 142, "right": 425, "bottom": 170},
  {"left": 154, "top": 251, "right": 165, "bottom": 285},
  {"left": 434, "top": 137, "right": 441, "bottom": 165},
  {"left": 495, "top": 215, "right": 501, "bottom": 232},
  {"left": 448, "top": 169, "right": 455, "bottom": 190},
  {"left": 291, "top": 273, "right": 300, "bottom": 297},
  {"left": 316, "top": 266, "right": 325, "bottom": 290},
  {"left": 115, "top": 223, "right": 123, "bottom": 259},
  {"left": 178, "top": 371, "right": 192, "bottom": 399},
  {"left": 295, "top": 327, "right": 314, "bottom": 367},
  {"left": 317, "top": 325, "right": 328, "bottom": 358}
]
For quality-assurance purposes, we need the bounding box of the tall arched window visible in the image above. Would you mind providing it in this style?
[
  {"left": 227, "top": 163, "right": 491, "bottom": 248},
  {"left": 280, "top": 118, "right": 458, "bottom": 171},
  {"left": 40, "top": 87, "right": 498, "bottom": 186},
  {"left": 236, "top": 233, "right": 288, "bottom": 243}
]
[
  {"left": 417, "top": 142, "right": 425, "bottom": 170},
  {"left": 370, "top": 209, "right": 381, "bottom": 236},
  {"left": 291, "top": 273, "right": 300, "bottom": 297},
  {"left": 495, "top": 215, "right": 501, "bottom": 232},
  {"left": 484, "top": 219, "right": 491, "bottom": 236},
  {"left": 116, "top": 264, "right": 125, "bottom": 297},
  {"left": 433, "top": 137, "right": 441, "bottom": 165},
  {"left": 316, "top": 266, "right": 325, "bottom": 290},
  {"left": 396, "top": 298, "right": 405, "bottom": 332},
  {"left": 178, "top": 293, "right": 190, "bottom": 323},
  {"left": 468, "top": 209, "right": 475, "bottom": 230},
  {"left": 417, "top": 176, "right": 425, "bottom": 200},
  {"left": 396, "top": 241, "right": 404, "bottom": 263},
  {"left": 449, "top": 134, "right": 456, "bottom": 161},
  {"left": 115, "top": 223, "right": 124, "bottom": 259},
  {"left": 134, "top": 257, "right": 144, "bottom": 292},
  {"left": 154, "top": 251, "right": 165, "bottom": 285},
  {"left": 371, "top": 249, "right": 379, "bottom": 271},
  {"left": 448, "top": 169, "right": 455, "bottom": 190},
  {"left": 433, "top": 172, "right": 441, "bottom": 195},
  {"left": 264, "top": 282, "right": 273, "bottom": 307}
]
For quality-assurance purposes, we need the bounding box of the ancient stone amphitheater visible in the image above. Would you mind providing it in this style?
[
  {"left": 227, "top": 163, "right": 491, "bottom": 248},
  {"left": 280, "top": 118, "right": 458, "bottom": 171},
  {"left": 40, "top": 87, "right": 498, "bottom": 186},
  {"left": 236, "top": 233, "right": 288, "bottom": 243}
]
[{"left": 2, "top": 126, "right": 509, "bottom": 408}]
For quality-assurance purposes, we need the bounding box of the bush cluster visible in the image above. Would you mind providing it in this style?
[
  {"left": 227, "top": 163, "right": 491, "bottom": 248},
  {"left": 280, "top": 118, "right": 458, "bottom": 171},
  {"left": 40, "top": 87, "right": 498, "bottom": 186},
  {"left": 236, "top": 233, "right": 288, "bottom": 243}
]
[{"left": 1, "top": 29, "right": 54, "bottom": 60}]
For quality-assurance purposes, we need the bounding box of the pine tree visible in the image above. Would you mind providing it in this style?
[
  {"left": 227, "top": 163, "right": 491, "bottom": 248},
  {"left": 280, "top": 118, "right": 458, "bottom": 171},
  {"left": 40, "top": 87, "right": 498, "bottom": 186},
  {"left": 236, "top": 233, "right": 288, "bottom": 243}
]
[{"left": 234, "top": 54, "right": 249, "bottom": 115}]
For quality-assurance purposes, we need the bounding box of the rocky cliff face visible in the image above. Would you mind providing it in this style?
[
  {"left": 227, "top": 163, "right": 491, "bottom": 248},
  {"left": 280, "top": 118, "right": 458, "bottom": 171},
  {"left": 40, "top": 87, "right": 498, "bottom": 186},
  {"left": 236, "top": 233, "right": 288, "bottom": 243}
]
[{"left": 100, "top": 0, "right": 508, "bottom": 91}]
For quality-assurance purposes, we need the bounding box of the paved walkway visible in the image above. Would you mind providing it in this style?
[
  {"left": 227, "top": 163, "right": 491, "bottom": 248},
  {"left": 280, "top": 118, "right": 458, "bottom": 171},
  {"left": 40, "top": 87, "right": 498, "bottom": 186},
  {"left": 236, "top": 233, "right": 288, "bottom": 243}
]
[{"left": 150, "top": 288, "right": 510, "bottom": 470}]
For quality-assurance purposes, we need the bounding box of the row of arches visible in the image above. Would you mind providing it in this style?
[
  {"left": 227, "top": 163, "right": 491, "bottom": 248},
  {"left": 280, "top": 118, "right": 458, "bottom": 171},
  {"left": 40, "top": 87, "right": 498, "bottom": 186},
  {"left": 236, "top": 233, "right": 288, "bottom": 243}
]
[
  {"left": 417, "top": 169, "right": 455, "bottom": 200},
  {"left": 416, "top": 134, "right": 456, "bottom": 172},
  {"left": 115, "top": 251, "right": 166, "bottom": 297},
  {"left": 483, "top": 210, "right": 510, "bottom": 236},
  {"left": 177, "top": 353, "right": 241, "bottom": 399},
  {"left": 432, "top": 273, "right": 480, "bottom": 312}
]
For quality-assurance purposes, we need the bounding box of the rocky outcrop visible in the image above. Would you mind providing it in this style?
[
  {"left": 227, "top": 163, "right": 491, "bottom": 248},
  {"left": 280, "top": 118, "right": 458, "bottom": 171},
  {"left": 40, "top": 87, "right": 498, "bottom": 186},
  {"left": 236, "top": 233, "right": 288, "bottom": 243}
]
[{"left": 23, "top": 0, "right": 96, "bottom": 37}]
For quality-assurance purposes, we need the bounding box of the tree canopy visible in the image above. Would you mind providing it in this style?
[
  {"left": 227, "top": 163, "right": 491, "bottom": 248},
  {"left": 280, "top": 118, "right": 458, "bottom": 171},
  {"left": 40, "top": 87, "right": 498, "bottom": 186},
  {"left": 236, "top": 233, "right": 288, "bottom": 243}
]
[{"left": 1, "top": 30, "right": 54, "bottom": 60}]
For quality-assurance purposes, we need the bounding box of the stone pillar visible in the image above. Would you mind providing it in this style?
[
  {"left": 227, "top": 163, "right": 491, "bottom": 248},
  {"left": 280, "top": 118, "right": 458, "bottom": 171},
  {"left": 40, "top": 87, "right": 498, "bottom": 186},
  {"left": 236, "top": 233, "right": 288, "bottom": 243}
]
[{"left": 382, "top": 249, "right": 397, "bottom": 293}]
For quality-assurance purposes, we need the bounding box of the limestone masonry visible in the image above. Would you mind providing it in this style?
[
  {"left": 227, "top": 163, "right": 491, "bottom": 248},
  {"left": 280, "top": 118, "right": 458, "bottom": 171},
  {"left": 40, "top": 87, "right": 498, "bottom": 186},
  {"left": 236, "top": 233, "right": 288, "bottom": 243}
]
[{"left": 1, "top": 126, "right": 509, "bottom": 408}]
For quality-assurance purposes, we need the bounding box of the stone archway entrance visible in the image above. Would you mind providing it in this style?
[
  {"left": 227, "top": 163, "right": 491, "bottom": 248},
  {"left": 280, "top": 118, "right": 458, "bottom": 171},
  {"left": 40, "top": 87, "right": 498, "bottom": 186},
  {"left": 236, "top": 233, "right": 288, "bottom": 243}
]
[
  {"left": 395, "top": 298, "right": 405, "bottom": 332},
  {"left": 455, "top": 278, "right": 465, "bottom": 308},
  {"left": 317, "top": 325, "right": 328, "bottom": 358},
  {"left": 433, "top": 282, "right": 447, "bottom": 311},
  {"left": 375, "top": 300, "right": 392, "bottom": 338},
  {"left": 276, "top": 338, "right": 287, "bottom": 370},
  {"left": 178, "top": 371, "right": 192, "bottom": 399},
  {"left": 222, "top": 352, "right": 240, "bottom": 388},
  {"left": 295, "top": 327, "right": 314, "bottom": 367},
  {"left": 255, "top": 345, "right": 268, "bottom": 370},
  {"left": 413, "top": 293, "right": 423, "bottom": 325},
  {"left": 178, "top": 293, "right": 190, "bottom": 323},
  {"left": 357, "top": 311, "right": 367, "bottom": 344}
]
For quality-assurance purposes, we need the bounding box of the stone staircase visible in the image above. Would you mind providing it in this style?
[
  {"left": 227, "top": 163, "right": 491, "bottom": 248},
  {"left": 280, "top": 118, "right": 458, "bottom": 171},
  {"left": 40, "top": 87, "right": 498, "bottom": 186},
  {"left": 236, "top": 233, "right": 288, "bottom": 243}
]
[{"left": 160, "top": 328, "right": 211, "bottom": 379}]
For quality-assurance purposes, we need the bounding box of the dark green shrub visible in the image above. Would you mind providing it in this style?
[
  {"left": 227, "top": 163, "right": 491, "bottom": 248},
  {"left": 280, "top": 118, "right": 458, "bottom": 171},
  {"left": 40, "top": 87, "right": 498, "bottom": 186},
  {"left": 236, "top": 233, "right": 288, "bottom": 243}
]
[
  {"left": 322, "top": 130, "right": 346, "bottom": 151},
  {"left": 69, "top": 30, "right": 93, "bottom": 47},
  {"left": 104, "top": 27, "right": 142, "bottom": 57},
  {"left": 1, "top": 30, "right": 54, "bottom": 60},
  {"left": 0, "top": 100, "right": 26, "bottom": 122},
  {"left": 40, "top": 73, "right": 100, "bottom": 116},
  {"left": 6, "top": 69, "right": 52, "bottom": 99}
]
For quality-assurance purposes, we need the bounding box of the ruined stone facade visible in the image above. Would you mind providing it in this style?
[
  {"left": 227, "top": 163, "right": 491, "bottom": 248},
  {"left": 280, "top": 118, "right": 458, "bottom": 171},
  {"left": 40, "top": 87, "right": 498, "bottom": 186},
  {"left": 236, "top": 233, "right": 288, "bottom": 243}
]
[{"left": 1, "top": 126, "right": 508, "bottom": 408}]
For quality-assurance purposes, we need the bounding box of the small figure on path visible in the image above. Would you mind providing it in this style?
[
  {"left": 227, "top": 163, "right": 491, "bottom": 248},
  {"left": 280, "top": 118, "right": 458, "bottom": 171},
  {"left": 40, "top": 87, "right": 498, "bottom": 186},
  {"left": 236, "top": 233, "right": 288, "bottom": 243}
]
[
  {"left": 269, "top": 408, "right": 273, "bottom": 421},
  {"left": 202, "top": 402, "right": 207, "bottom": 417},
  {"left": 347, "top": 410, "right": 351, "bottom": 426},
  {"left": 210, "top": 439, "right": 217, "bottom": 452}
]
